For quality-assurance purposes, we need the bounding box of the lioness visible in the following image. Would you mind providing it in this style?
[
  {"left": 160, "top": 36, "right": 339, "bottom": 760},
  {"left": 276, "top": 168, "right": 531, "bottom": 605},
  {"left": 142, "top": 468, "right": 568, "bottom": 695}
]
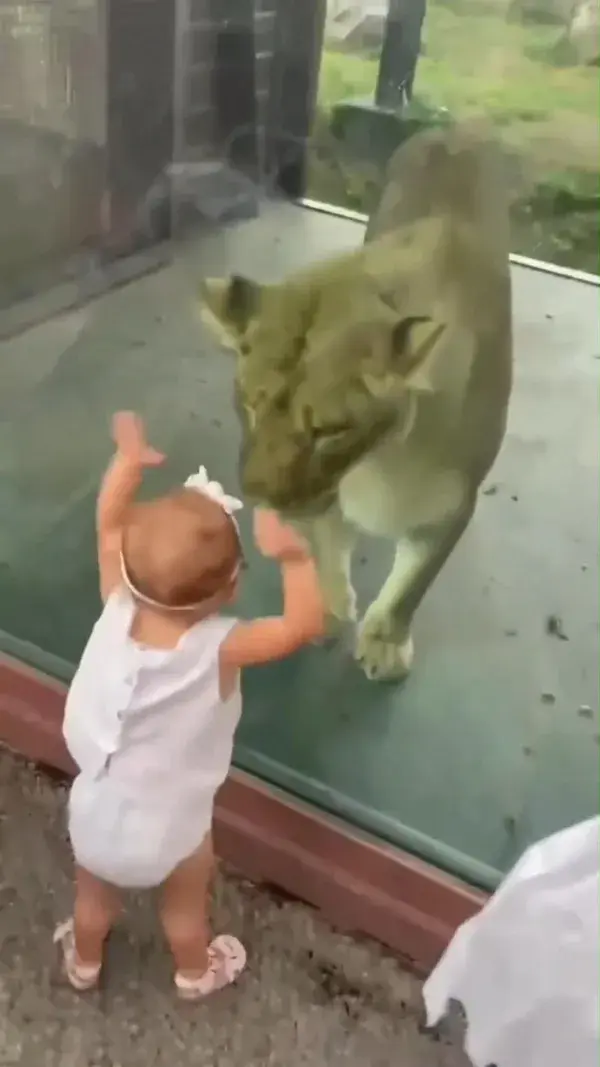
[{"left": 201, "top": 125, "right": 513, "bottom": 681}]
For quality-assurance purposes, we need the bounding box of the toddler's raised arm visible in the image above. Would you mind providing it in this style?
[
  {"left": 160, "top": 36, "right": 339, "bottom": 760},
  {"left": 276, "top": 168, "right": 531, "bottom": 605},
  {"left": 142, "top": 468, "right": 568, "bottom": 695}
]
[
  {"left": 221, "top": 510, "right": 325, "bottom": 668},
  {"left": 96, "top": 412, "right": 164, "bottom": 602}
]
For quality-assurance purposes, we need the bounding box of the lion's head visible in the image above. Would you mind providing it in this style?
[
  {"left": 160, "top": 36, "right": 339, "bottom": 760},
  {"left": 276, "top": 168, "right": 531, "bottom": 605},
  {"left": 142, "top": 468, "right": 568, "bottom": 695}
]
[{"left": 200, "top": 240, "right": 445, "bottom": 516}]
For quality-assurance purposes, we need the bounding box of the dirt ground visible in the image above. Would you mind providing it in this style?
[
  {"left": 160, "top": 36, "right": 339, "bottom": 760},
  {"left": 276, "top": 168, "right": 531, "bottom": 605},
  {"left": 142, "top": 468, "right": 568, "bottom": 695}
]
[{"left": 0, "top": 748, "right": 471, "bottom": 1067}]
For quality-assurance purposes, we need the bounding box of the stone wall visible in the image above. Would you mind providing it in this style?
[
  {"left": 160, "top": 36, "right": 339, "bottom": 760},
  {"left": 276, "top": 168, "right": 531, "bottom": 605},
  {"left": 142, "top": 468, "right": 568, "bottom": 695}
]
[
  {"left": 177, "top": 0, "right": 278, "bottom": 166},
  {"left": 567, "top": 0, "right": 599, "bottom": 64},
  {"left": 173, "top": 0, "right": 325, "bottom": 217},
  {"left": 176, "top": 0, "right": 217, "bottom": 161}
]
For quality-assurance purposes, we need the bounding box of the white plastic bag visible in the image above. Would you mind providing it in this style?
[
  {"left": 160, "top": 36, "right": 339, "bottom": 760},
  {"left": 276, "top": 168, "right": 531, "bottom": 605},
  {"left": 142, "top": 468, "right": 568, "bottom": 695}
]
[{"left": 423, "top": 817, "right": 599, "bottom": 1067}]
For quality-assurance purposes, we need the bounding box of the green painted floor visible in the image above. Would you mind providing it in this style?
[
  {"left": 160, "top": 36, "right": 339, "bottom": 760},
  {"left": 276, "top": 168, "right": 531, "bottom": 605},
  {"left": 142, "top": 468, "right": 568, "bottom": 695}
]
[{"left": 0, "top": 204, "right": 597, "bottom": 889}]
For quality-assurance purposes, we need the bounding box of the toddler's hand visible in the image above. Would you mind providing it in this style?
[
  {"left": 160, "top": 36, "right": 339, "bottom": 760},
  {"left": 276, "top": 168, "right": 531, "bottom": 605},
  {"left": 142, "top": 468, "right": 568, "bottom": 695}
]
[
  {"left": 112, "top": 411, "right": 165, "bottom": 467},
  {"left": 253, "top": 509, "right": 310, "bottom": 561}
]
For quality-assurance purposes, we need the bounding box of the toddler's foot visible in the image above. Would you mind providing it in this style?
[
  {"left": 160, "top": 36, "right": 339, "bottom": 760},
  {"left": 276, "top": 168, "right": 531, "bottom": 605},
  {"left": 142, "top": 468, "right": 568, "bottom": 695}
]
[
  {"left": 175, "top": 934, "right": 246, "bottom": 1000},
  {"left": 53, "top": 918, "right": 102, "bottom": 992}
]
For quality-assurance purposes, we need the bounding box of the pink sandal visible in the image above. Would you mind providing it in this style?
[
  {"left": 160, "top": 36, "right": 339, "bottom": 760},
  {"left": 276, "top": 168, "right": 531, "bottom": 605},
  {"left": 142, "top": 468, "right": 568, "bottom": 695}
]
[
  {"left": 175, "top": 935, "right": 247, "bottom": 1000},
  {"left": 53, "top": 918, "right": 102, "bottom": 992}
]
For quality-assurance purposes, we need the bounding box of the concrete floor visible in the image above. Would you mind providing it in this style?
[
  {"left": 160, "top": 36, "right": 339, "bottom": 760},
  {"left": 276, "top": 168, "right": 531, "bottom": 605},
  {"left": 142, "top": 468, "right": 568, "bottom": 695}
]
[{"left": 0, "top": 748, "right": 470, "bottom": 1067}]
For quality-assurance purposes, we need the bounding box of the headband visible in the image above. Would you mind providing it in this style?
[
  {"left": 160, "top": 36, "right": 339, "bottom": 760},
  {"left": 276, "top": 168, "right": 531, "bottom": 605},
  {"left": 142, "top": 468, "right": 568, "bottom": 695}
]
[{"left": 120, "top": 466, "right": 243, "bottom": 612}]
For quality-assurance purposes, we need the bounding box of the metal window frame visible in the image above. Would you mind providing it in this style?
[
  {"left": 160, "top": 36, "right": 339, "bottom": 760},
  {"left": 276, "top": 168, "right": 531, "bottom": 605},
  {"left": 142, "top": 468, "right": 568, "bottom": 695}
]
[{"left": 300, "top": 198, "right": 600, "bottom": 286}]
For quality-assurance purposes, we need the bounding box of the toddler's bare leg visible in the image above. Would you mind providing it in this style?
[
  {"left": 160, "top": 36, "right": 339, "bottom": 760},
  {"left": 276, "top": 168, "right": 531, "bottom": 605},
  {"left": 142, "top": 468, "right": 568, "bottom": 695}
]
[
  {"left": 54, "top": 865, "right": 121, "bottom": 991},
  {"left": 160, "top": 834, "right": 247, "bottom": 999},
  {"left": 73, "top": 865, "right": 121, "bottom": 966},
  {"left": 160, "top": 834, "right": 214, "bottom": 978}
]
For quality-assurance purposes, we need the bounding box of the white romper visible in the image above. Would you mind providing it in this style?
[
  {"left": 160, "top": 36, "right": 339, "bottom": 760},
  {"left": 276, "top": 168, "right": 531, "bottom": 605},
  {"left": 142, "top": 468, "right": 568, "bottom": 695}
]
[{"left": 63, "top": 589, "right": 241, "bottom": 889}]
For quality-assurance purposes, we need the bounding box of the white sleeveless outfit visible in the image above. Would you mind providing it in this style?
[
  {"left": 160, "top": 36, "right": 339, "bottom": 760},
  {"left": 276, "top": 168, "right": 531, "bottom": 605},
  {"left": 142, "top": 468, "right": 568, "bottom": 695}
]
[{"left": 63, "top": 589, "right": 241, "bottom": 888}]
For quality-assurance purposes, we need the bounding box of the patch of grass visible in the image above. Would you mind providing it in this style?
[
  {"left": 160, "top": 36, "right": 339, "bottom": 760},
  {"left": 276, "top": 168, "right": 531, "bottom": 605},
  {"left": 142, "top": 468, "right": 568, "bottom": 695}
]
[
  {"left": 309, "top": 0, "right": 599, "bottom": 272},
  {"left": 317, "top": 49, "right": 379, "bottom": 110},
  {"left": 417, "top": 5, "right": 595, "bottom": 125}
]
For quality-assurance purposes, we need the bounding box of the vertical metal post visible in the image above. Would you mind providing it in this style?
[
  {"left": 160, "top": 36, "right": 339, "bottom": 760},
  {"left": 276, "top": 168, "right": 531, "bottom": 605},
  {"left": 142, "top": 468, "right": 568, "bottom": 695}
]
[{"left": 375, "top": 0, "right": 426, "bottom": 109}]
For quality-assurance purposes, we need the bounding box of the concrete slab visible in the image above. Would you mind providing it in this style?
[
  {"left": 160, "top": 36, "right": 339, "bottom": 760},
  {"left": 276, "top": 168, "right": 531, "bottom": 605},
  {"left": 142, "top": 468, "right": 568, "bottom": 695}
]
[{"left": 0, "top": 748, "right": 470, "bottom": 1067}]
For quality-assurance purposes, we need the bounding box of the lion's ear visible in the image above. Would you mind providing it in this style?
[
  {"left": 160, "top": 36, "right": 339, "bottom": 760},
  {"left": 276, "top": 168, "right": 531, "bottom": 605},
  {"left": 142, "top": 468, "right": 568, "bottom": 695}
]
[
  {"left": 360, "top": 314, "right": 446, "bottom": 401},
  {"left": 391, "top": 314, "right": 446, "bottom": 392},
  {"left": 201, "top": 274, "right": 262, "bottom": 345}
]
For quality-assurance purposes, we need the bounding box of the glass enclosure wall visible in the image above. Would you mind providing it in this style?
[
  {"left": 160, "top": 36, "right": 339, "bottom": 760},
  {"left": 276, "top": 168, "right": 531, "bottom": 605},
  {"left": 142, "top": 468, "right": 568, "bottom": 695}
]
[
  {"left": 308, "top": 0, "right": 599, "bottom": 274},
  {"left": 0, "top": 1, "right": 106, "bottom": 309},
  {"left": 0, "top": 0, "right": 597, "bottom": 890}
]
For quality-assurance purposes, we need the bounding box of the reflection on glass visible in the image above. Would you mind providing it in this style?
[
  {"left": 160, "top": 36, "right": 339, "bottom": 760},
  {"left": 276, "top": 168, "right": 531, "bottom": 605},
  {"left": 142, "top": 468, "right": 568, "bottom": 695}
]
[
  {"left": 0, "top": 1, "right": 106, "bottom": 309},
  {"left": 309, "top": 0, "right": 599, "bottom": 273}
]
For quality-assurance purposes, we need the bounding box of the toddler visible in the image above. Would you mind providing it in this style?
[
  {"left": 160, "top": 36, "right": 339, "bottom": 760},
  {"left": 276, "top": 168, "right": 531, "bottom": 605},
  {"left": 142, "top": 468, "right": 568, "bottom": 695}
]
[{"left": 56, "top": 411, "right": 324, "bottom": 998}]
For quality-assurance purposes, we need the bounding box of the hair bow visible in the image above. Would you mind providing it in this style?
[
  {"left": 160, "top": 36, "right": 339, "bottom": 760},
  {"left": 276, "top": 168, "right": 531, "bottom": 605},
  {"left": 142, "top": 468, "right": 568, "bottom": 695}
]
[{"left": 184, "top": 466, "right": 243, "bottom": 516}]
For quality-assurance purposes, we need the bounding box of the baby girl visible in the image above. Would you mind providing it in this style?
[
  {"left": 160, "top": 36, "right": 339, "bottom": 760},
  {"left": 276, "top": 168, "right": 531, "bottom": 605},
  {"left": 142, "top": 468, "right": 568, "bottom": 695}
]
[{"left": 56, "top": 411, "right": 324, "bottom": 998}]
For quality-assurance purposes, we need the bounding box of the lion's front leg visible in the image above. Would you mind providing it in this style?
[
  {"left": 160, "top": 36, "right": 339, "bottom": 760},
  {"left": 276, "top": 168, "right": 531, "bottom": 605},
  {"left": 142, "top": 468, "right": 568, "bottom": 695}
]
[
  {"left": 295, "top": 504, "right": 358, "bottom": 636},
  {"left": 354, "top": 539, "right": 424, "bottom": 680},
  {"left": 356, "top": 503, "right": 475, "bottom": 681}
]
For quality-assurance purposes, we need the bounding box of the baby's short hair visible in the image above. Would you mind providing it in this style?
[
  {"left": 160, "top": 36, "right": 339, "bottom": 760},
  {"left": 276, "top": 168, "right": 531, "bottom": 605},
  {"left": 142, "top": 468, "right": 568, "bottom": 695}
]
[{"left": 122, "top": 489, "right": 241, "bottom": 609}]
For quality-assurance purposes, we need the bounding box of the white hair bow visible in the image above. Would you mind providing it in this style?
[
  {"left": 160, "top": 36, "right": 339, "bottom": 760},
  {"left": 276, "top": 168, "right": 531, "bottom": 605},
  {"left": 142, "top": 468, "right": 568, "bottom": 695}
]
[{"left": 184, "top": 465, "right": 243, "bottom": 516}]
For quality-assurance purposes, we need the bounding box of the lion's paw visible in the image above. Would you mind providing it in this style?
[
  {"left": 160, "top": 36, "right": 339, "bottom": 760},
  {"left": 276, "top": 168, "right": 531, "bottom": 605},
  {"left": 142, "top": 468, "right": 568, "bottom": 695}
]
[{"left": 354, "top": 615, "right": 414, "bottom": 681}]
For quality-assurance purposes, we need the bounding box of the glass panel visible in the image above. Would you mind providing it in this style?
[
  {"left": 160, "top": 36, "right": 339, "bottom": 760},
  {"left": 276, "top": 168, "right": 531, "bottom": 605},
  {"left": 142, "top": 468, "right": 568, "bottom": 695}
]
[
  {"left": 308, "top": 0, "right": 599, "bottom": 274},
  {"left": 0, "top": 0, "right": 597, "bottom": 891},
  {"left": 0, "top": 1, "right": 107, "bottom": 310}
]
